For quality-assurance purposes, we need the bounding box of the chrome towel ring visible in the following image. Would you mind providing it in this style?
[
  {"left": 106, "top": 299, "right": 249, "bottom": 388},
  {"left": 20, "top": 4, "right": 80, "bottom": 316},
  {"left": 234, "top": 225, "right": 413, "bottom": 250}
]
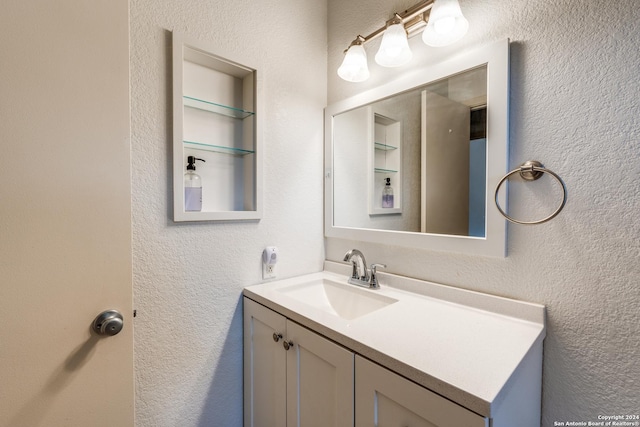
[{"left": 494, "top": 161, "right": 567, "bottom": 225}]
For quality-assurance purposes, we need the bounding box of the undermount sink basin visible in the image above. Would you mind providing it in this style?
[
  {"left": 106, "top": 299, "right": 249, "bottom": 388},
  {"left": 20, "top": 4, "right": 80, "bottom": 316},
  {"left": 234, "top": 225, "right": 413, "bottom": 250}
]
[{"left": 277, "top": 279, "right": 397, "bottom": 320}]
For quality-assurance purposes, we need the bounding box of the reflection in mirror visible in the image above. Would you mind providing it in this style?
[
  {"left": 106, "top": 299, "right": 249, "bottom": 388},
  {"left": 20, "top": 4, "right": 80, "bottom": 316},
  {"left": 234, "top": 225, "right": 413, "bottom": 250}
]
[
  {"left": 333, "top": 65, "right": 487, "bottom": 237},
  {"left": 325, "top": 39, "right": 509, "bottom": 257}
]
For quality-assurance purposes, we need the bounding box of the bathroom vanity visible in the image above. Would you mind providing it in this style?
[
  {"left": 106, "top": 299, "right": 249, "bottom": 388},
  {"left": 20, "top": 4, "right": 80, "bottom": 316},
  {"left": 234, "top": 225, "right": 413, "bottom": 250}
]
[{"left": 243, "top": 261, "right": 545, "bottom": 427}]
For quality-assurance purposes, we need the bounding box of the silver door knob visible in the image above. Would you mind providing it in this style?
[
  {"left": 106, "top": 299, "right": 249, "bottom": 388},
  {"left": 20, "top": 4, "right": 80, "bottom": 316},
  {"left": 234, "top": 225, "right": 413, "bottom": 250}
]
[
  {"left": 93, "top": 310, "right": 124, "bottom": 336},
  {"left": 283, "top": 340, "right": 293, "bottom": 351}
]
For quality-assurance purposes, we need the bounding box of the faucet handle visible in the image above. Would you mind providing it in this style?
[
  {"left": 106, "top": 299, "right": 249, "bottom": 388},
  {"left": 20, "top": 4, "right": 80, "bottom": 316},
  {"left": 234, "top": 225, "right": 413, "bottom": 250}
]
[
  {"left": 369, "top": 263, "right": 386, "bottom": 289},
  {"left": 370, "top": 263, "right": 386, "bottom": 274}
]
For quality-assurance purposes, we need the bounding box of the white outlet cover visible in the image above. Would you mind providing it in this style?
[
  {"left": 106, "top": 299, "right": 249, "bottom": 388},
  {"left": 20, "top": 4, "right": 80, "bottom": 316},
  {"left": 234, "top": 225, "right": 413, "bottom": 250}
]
[{"left": 262, "top": 263, "right": 276, "bottom": 280}]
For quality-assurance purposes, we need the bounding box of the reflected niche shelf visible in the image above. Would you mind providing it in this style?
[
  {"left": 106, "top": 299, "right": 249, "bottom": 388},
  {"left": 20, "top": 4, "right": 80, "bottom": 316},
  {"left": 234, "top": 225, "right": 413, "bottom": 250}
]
[
  {"left": 370, "top": 112, "right": 402, "bottom": 215},
  {"left": 374, "top": 167, "right": 398, "bottom": 173},
  {"left": 172, "top": 32, "right": 262, "bottom": 222}
]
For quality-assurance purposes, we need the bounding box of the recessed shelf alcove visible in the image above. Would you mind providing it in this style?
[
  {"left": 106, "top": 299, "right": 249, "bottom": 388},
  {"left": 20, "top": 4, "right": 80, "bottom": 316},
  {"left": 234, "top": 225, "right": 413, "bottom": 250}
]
[
  {"left": 172, "top": 32, "right": 262, "bottom": 222},
  {"left": 370, "top": 112, "right": 402, "bottom": 215}
]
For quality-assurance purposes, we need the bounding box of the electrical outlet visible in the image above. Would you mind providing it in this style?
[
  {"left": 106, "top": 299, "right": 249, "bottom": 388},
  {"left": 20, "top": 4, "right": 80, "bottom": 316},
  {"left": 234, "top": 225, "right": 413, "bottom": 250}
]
[
  {"left": 262, "top": 263, "right": 276, "bottom": 280},
  {"left": 262, "top": 246, "right": 278, "bottom": 280}
]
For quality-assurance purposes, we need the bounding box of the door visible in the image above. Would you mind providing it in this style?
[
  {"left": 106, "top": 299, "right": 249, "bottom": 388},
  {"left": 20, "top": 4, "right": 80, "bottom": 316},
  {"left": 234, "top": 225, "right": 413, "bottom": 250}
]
[
  {"left": 421, "top": 90, "right": 471, "bottom": 235},
  {"left": 243, "top": 298, "right": 288, "bottom": 427},
  {"left": 243, "top": 298, "right": 354, "bottom": 427},
  {"left": 0, "top": 1, "right": 133, "bottom": 426},
  {"left": 355, "top": 356, "right": 487, "bottom": 427},
  {"left": 286, "top": 321, "right": 354, "bottom": 427}
]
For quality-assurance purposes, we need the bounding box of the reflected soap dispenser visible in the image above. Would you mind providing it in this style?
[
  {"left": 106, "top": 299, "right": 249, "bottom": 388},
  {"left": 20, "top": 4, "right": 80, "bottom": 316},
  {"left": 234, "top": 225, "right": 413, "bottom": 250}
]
[
  {"left": 184, "top": 156, "right": 205, "bottom": 212},
  {"left": 382, "top": 177, "right": 394, "bottom": 208}
]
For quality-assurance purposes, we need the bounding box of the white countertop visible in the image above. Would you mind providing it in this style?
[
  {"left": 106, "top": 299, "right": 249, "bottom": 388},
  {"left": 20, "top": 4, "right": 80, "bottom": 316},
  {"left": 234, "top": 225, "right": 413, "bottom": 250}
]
[{"left": 243, "top": 261, "right": 546, "bottom": 417}]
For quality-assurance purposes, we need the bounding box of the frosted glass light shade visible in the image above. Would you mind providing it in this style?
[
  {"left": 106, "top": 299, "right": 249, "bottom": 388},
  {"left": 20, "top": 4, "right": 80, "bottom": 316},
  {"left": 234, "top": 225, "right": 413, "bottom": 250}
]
[
  {"left": 422, "top": 0, "right": 469, "bottom": 47},
  {"left": 337, "top": 44, "right": 370, "bottom": 82},
  {"left": 375, "top": 23, "right": 413, "bottom": 67}
]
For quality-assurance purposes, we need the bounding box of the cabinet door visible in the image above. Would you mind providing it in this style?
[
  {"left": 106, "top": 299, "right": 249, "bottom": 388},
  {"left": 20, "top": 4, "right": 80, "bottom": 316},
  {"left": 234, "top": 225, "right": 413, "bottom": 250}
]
[
  {"left": 286, "top": 321, "right": 354, "bottom": 427},
  {"left": 355, "top": 356, "right": 487, "bottom": 427},
  {"left": 244, "top": 298, "right": 287, "bottom": 427}
]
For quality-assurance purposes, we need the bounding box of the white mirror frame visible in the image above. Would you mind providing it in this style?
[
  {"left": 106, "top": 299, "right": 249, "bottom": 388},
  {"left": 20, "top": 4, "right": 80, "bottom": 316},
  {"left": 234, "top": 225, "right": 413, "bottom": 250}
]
[{"left": 325, "top": 39, "right": 509, "bottom": 257}]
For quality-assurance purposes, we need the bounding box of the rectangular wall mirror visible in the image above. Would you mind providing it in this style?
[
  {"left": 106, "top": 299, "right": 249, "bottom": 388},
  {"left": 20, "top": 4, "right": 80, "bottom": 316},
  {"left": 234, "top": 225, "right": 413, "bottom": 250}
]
[{"left": 325, "top": 39, "right": 509, "bottom": 257}]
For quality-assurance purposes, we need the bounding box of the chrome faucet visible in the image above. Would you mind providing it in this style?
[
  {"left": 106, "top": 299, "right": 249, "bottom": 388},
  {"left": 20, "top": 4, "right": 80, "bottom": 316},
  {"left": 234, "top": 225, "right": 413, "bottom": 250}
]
[{"left": 343, "top": 249, "right": 386, "bottom": 289}]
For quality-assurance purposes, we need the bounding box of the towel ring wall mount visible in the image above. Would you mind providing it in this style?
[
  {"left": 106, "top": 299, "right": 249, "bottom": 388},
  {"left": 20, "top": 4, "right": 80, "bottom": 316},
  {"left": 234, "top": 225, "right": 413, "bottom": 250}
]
[{"left": 494, "top": 160, "right": 567, "bottom": 225}]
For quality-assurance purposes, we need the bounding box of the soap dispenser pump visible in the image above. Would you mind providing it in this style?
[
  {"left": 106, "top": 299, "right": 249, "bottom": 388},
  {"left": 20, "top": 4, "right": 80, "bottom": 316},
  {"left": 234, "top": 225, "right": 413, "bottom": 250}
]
[{"left": 184, "top": 156, "right": 205, "bottom": 212}]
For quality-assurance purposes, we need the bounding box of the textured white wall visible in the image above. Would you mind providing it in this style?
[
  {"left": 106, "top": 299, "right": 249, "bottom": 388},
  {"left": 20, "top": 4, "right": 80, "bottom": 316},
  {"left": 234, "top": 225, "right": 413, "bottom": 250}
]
[
  {"left": 130, "top": 1, "right": 326, "bottom": 425},
  {"left": 130, "top": 0, "right": 639, "bottom": 424},
  {"left": 327, "top": 0, "right": 640, "bottom": 424}
]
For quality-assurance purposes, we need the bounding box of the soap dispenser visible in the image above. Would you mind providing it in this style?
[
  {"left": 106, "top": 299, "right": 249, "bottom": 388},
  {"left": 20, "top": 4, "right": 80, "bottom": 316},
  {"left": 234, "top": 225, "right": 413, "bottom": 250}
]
[
  {"left": 184, "top": 156, "right": 205, "bottom": 211},
  {"left": 382, "top": 177, "right": 394, "bottom": 208}
]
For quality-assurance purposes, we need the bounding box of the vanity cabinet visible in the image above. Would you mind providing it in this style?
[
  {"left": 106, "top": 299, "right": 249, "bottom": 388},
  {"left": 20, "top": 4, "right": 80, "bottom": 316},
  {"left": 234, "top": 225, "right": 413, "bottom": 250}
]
[
  {"left": 244, "top": 297, "right": 490, "bottom": 427},
  {"left": 172, "top": 32, "right": 262, "bottom": 222},
  {"left": 243, "top": 298, "right": 354, "bottom": 427},
  {"left": 355, "top": 356, "right": 487, "bottom": 427}
]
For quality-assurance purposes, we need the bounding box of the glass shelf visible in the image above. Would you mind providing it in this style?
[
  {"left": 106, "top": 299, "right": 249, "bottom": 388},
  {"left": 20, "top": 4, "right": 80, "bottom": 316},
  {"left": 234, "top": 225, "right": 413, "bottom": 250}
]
[
  {"left": 374, "top": 142, "right": 398, "bottom": 151},
  {"left": 184, "top": 140, "right": 255, "bottom": 156},
  {"left": 374, "top": 167, "right": 398, "bottom": 173},
  {"left": 183, "top": 95, "right": 255, "bottom": 119}
]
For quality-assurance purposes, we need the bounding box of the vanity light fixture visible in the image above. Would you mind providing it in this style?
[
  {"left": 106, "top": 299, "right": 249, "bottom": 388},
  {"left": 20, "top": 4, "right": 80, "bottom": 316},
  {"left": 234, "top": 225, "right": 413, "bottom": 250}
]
[
  {"left": 337, "top": 36, "right": 370, "bottom": 82},
  {"left": 375, "top": 14, "right": 413, "bottom": 67},
  {"left": 422, "top": 0, "right": 469, "bottom": 47},
  {"left": 337, "top": 0, "right": 469, "bottom": 82}
]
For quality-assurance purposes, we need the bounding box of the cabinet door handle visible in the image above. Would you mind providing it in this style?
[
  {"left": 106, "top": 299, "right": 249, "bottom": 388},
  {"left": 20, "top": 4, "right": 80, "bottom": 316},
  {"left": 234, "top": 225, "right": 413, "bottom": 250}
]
[
  {"left": 273, "top": 332, "right": 283, "bottom": 343},
  {"left": 283, "top": 340, "right": 294, "bottom": 351}
]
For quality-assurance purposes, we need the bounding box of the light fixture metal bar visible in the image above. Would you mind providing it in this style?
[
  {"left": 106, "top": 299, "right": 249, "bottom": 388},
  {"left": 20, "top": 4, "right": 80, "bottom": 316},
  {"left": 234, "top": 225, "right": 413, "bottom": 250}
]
[
  {"left": 396, "top": 0, "right": 435, "bottom": 24},
  {"left": 405, "top": 12, "right": 430, "bottom": 38}
]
